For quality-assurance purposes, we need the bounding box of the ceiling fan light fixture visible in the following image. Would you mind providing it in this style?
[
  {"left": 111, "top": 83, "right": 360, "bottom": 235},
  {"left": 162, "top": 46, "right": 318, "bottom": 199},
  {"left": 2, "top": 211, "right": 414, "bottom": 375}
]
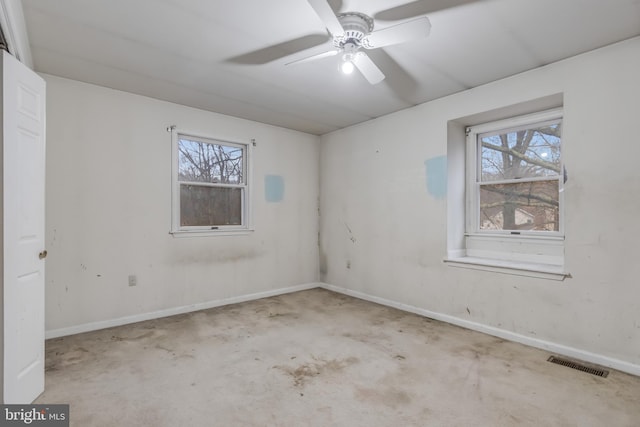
[
  {"left": 340, "top": 52, "right": 355, "bottom": 75},
  {"left": 340, "top": 60, "right": 355, "bottom": 75}
]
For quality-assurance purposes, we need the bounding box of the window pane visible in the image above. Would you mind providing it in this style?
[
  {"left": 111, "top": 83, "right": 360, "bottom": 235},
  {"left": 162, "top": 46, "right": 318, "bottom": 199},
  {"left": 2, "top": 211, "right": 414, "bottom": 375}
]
[
  {"left": 480, "top": 122, "right": 561, "bottom": 181},
  {"left": 180, "top": 185, "right": 242, "bottom": 226},
  {"left": 479, "top": 180, "right": 559, "bottom": 231},
  {"left": 178, "top": 138, "right": 243, "bottom": 184}
]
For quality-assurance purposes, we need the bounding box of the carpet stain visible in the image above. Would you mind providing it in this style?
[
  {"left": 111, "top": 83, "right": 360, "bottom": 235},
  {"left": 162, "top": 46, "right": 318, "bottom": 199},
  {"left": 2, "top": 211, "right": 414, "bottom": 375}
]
[
  {"left": 277, "top": 356, "right": 359, "bottom": 387},
  {"left": 110, "top": 331, "right": 155, "bottom": 342},
  {"left": 46, "top": 346, "right": 93, "bottom": 371}
]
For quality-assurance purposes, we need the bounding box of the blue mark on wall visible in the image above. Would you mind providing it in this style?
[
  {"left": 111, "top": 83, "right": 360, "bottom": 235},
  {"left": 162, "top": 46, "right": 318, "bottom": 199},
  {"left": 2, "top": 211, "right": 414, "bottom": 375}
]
[
  {"left": 265, "top": 175, "right": 284, "bottom": 202},
  {"left": 425, "top": 156, "right": 447, "bottom": 200}
]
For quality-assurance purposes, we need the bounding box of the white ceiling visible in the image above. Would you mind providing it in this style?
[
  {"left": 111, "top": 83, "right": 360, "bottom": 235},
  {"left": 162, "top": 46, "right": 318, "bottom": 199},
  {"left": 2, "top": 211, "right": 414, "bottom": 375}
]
[{"left": 21, "top": 0, "right": 640, "bottom": 135}]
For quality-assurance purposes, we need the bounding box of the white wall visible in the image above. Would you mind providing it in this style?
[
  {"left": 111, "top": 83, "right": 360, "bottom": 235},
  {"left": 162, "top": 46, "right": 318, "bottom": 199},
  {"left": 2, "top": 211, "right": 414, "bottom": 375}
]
[
  {"left": 44, "top": 75, "right": 320, "bottom": 333},
  {"left": 320, "top": 37, "right": 640, "bottom": 370}
]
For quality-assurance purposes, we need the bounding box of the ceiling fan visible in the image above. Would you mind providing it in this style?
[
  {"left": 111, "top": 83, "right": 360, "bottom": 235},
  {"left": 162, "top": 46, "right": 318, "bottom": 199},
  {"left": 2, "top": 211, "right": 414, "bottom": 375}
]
[{"left": 288, "top": 0, "right": 432, "bottom": 84}]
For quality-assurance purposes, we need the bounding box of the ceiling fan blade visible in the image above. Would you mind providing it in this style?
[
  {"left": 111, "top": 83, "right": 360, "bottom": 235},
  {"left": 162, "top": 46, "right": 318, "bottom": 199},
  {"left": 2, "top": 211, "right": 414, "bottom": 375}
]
[
  {"left": 364, "top": 17, "right": 431, "bottom": 49},
  {"left": 374, "top": 0, "right": 478, "bottom": 21},
  {"left": 353, "top": 52, "right": 385, "bottom": 85},
  {"left": 286, "top": 49, "right": 339, "bottom": 66},
  {"left": 307, "top": 0, "right": 344, "bottom": 36}
]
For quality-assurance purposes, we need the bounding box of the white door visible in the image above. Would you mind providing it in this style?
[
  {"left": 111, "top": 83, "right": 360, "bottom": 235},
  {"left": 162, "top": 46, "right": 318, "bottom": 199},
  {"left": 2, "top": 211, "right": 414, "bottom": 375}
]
[{"left": 2, "top": 50, "right": 46, "bottom": 404}]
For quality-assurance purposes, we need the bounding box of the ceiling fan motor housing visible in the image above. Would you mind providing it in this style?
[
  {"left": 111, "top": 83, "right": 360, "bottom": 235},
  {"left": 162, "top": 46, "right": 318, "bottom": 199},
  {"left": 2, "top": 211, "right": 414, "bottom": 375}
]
[{"left": 334, "top": 12, "right": 374, "bottom": 49}]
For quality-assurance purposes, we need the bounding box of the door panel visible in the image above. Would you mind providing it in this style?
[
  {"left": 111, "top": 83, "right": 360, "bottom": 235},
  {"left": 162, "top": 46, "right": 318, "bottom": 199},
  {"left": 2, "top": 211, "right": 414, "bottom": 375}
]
[{"left": 3, "top": 50, "right": 46, "bottom": 404}]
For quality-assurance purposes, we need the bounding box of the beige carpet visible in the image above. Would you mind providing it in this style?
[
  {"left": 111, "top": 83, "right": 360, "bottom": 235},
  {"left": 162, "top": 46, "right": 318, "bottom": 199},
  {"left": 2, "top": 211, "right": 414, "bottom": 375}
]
[{"left": 37, "top": 288, "right": 640, "bottom": 426}]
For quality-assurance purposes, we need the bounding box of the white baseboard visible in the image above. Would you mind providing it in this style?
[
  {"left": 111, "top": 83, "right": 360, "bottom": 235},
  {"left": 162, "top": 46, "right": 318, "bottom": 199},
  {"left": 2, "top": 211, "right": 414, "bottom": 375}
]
[
  {"left": 319, "top": 283, "right": 640, "bottom": 377},
  {"left": 45, "top": 282, "right": 321, "bottom": 339}
]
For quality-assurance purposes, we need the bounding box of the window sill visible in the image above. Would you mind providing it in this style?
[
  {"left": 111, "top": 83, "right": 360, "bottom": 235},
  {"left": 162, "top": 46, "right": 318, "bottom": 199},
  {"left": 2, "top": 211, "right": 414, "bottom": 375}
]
[
  {"left": 443, "top": 256, "right": 571, "bottom": 281},
  {"left": 170, "top": 228, "right": 254, "bottom": 238}
]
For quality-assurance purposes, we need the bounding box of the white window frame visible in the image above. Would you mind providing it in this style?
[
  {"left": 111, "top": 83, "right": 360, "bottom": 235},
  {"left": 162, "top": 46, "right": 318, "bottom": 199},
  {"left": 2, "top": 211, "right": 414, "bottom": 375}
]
[
  {"left": 170, "top": 128, "right": 253, "bottom": 236},
  {"left": 453, "top": 108, "right": 567, "bottom": 277}
]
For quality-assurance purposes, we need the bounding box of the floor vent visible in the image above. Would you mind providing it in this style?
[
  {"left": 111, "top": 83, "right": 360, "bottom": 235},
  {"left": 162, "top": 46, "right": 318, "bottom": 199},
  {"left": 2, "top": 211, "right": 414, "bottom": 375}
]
[{"left": 547, "top": 356, "right": 609, "bottom": 377}]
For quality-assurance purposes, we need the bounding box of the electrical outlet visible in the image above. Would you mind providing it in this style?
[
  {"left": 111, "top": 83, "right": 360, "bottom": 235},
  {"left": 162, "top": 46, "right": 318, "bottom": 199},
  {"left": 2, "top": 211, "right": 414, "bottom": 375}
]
[{"left": 128, "top": 275, "right": 137, "bottom": 287}]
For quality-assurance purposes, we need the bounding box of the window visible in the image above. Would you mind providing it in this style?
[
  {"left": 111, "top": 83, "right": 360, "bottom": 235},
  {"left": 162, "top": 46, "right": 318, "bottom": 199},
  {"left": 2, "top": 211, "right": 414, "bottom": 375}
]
[
  {"left": 446, "top": 107, "right": 567, "bottom": 278},
  {"left": 468, "top": 109, "right": 563, "bottom": 236},
  {"left": 171, "top": 131, "right": 251, "bottom": 234}
]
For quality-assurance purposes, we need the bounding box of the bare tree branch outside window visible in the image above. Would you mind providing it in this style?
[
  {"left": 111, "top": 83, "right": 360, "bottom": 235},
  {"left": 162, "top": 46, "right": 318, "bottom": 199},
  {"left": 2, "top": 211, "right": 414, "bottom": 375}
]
[
  {"left": 478, "top": 121, "right": 561, "bottom": 231},
  {"left": 177, "top": 137, "right": 245, "bottom": 227}
]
